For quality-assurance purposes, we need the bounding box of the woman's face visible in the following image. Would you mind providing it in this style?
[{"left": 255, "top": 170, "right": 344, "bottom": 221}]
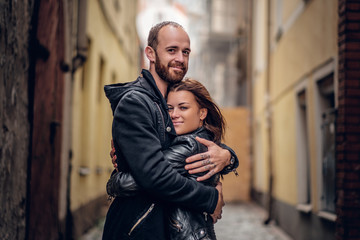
[{"left": 167, "top": 90, "right": 207, "bottom": 135}]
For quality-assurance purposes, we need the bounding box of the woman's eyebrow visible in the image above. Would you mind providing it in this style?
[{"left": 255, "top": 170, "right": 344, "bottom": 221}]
[{"left": 178, "top": 102, "right": 190, "bottom": 105}]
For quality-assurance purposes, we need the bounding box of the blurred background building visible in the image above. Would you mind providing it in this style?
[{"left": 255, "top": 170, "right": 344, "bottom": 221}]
[
  {"left": 1, "top": 0, "right": 359, "bottom": 239},
  {"left": 250, "top": 0, "right": 338, "bottom": 239},
  {"left": 70, "top": 0, "right": 139, "bottom": 238},
  {"left": 1, "top": 0, "right": 139, "bottom": 239}
]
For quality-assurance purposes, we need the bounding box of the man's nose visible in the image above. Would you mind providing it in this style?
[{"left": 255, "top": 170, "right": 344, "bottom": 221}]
[{"left": 174, "top": 52, "right": 185, "bottom": 63}]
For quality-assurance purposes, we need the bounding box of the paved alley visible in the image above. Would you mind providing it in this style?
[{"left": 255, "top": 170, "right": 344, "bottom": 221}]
[
  {"left": 80, "top": 202, "right": 293, "bottom": 240},
  {"left": 214, "top": 202, "right": 293, "bottom": 240}
]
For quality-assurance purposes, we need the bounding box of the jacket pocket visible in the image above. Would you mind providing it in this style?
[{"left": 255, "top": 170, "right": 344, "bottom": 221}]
[{"left": 128, "top": 203, "right": 155, "bottom": 236}]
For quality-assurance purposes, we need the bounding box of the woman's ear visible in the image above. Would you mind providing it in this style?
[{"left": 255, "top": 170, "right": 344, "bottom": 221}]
[
  {"left": 200, "top": 108, "right": 208, "bottom": 121},
  {"left": 145, "top": 46, "right": 156, "bottom": 62}
]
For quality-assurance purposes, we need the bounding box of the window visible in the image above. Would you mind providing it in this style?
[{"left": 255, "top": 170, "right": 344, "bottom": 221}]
[
  {"left": 317, "top": 73, "right": 336, "bottom": 214},
  {"left": 211, "top": 0, "right": 239, "bottom": 34},
  {"left": 81, "top": 38, "right": 92, "bottom": 91},
  {"left": 313, "top": 61, "right": 337, "bottom": 220},
  {"left": 295, "top": 87, "right": 311, "bottom": 211}
]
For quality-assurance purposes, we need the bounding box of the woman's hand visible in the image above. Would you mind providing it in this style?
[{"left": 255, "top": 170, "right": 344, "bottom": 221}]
[
  {"left": 211, "top": 182, "right": 225, "bottom": 223},
  {"left": 185, "top": 137, "right": 231, "bottom": 181}
]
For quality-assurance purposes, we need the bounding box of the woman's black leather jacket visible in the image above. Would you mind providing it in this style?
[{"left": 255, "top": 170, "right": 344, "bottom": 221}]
[{"left": 107, "top": 127, "right": 226, "bottom": 240}]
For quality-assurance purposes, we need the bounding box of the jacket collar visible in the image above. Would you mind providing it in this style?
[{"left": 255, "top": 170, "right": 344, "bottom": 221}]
[
  {"left": 140, "top": 69, "right": 177, "bottom": 137},
  {"left": 140, "top": 70, "right": 163, "bottom": 99},
  {"left": 140, "top": 69, "right": 168, "bottom": 110}
]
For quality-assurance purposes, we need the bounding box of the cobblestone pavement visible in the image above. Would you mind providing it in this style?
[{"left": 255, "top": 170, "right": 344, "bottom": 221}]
[
  {"left": 80, "top": 202, "right": 293, "bottom": 240},
  {"left": 214, "top": 202, "right": 293, "bottom": 240}
]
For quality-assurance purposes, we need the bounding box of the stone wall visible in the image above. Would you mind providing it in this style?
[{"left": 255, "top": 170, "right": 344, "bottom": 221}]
[{"left": 0, "top": 1, "right": 33, "bottom": 239}]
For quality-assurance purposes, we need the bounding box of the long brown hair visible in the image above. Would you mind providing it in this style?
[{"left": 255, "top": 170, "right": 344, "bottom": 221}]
[{"left": 167, "top": 78, "right": 225, "bottom": 143}]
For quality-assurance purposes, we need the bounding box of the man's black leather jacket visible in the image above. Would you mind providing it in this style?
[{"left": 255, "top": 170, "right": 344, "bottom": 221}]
[{"left": 103, "top": 69, "right": 238, "bottom": 239}]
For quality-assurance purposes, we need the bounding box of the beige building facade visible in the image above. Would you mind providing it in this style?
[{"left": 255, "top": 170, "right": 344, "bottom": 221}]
[
  {"left": 70, "top": 0, "right": 139, "bottom": 236},
  {"left": 251, "top": 0, "right": 338, "bottom": 239}
]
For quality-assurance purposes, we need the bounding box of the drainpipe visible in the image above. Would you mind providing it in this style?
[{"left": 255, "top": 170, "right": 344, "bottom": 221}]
[
  {"left": 64, "top": 0, "right": 88, "bottom": 238},
  {"left": 264, "top": 0, "right": 274, "bottom": 225},
  {"left": 72, "top": 0, "right": 88, "bottom": 72}
]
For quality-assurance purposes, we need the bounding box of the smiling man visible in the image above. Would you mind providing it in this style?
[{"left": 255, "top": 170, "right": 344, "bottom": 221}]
[
  {"left": 103, "top": 21, "right": 238, "bottom": 240},
  {"left": 151, "top": 25, "right": 190, "bottom": 85}
]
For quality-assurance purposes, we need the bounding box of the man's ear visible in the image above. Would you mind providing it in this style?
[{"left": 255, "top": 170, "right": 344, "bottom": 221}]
[
  {"left": 145, "top": 46, "right": 156, "bottom": 62},
  {"left": 200, "top": 108, "right": 208, "bottom": 121}
]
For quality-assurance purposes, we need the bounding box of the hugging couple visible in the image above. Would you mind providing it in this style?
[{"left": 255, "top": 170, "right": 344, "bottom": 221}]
[{"left": 102, "top": 21, "right": 239, "bottom": 240}]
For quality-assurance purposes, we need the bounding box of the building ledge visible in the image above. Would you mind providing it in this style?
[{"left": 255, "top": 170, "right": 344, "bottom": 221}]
[
  {"left": 296, "top": 203, "right": 312, "bottom": 213},
  {"left": 317, "top": 211, "right": 336, "bottom": 222}
]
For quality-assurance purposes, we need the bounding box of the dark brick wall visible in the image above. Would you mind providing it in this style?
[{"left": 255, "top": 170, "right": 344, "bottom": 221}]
[{"left": 336, "top": 1, "right": 360, "bottom": 239}]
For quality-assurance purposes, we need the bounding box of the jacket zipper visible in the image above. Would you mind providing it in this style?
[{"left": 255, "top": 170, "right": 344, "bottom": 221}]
[
  {"left": 155, "top": 102, "right": 166, "bottom": 142},
  {"left": 128, "top": 203, "right": 155, "bottom": 235},
  {"left": 170, "top": 218, "right": 182, "bottom": 232}
]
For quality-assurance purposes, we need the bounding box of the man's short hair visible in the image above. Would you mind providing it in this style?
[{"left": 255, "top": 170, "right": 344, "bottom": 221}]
[{"left": 147, "top": 21, "right": 184, "bottom": 50}]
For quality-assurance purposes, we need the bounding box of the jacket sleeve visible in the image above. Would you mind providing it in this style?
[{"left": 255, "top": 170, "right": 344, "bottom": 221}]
[
  {"left": 219, "top": 143, "right": 239, "bottom": 175},
  {"left": 106, "top": 137, "right": 197, "bottom": 198},
  {"left": 162, "top": 137, "right": 197, "bottom": 177},
  {"left": 166, "top": 137, "right": 220, "bottom": 186},
  {"left": 106, "top": 170, "right": 140, "bottom": 197},
  {"left": 112, "top": 91, "right": 218, "bottom": 213}
]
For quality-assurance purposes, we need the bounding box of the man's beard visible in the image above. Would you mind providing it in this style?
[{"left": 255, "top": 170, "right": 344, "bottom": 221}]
[{"left": 155, "top": 53, "right": 187, "bottom": 84}]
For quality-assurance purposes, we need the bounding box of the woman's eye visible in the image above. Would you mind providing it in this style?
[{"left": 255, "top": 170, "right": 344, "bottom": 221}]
[{"left": 180, "top": 107, "right": 187, "bottom": 110}]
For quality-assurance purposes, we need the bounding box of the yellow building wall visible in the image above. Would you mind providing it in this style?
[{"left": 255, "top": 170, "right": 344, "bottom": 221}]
[
  {"left": 70, "top": 0, "right": 139, "bottom": 211},
  {"left": 252, "top": 0, "right": 338, "bottom": 206},
  {"left": 222, "top": 108, "right": 251, "bottom": 202},
  {"left": 271, "top": 0, "right": 338, "bottom": 99},
  {"left": 271, "top": 93, "right": 297, "bottom": 204},
  {"left": 281, "top": 0, "right": 302, "bottom": 25}
]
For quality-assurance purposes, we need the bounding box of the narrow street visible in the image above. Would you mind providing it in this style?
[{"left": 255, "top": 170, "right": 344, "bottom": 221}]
[
  {"left": 80, "top": 202, "right": 293, "bottom": 240},
  {"left": 214, "top": 203, "right": 293, "bottom": 240}
]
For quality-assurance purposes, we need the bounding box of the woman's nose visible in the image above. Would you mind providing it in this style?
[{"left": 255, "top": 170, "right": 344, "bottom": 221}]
[{"left": 170, "top": 108, "right": 179, "bottom": 118}]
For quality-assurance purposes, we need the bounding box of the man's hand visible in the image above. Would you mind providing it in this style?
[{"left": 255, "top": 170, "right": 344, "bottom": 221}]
[
  {"left": 185, "top": 137, "right": 231, "bottom": 181},
  {"left": 110, "top": 139, "right": 118, "bottom": 171},
  {"left": 211, "top": 182, "right": 225, "bottom": 223}
]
